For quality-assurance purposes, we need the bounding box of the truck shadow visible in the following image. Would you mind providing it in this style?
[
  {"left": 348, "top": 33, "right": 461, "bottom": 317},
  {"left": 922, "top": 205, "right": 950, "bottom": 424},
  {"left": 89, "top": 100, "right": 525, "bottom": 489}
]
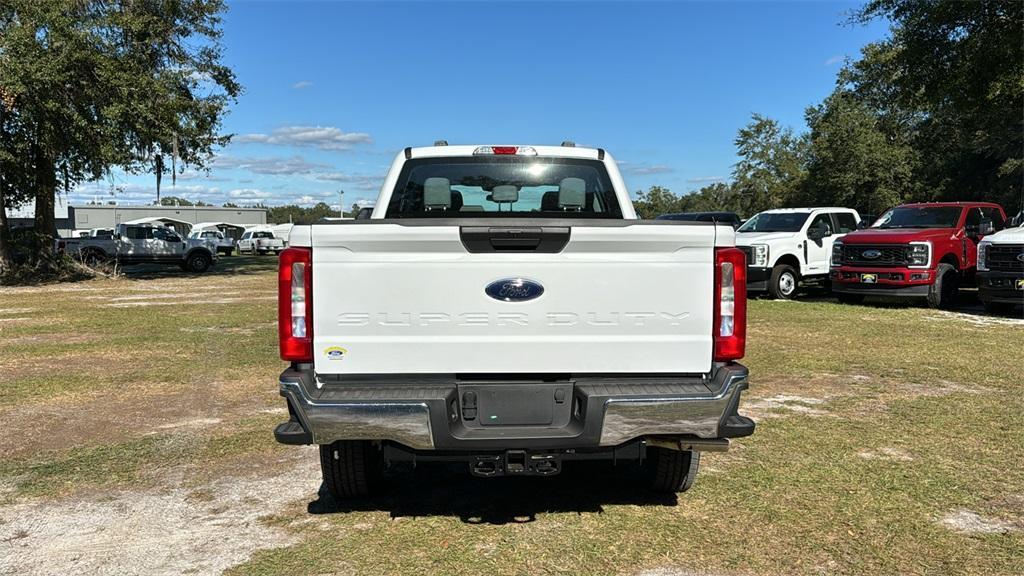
[
  {"left": 307, "top": 461, "right": 678, "bottom": 524},
  {"left": 119, "top": 255, "right": 279, "bottom": 280}
]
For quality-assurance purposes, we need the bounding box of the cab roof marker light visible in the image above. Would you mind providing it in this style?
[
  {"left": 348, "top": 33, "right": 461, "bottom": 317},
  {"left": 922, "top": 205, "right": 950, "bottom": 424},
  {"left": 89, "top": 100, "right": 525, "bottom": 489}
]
[{"left": 473, "top": 146, "right": 537, "bottom": 156}]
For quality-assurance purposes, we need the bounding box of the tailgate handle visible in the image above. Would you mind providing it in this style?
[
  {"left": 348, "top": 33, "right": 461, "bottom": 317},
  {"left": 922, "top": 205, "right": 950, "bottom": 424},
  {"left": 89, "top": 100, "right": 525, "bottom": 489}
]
[{"left": 460, "top": 226, "right": 570, "bottom": 253}]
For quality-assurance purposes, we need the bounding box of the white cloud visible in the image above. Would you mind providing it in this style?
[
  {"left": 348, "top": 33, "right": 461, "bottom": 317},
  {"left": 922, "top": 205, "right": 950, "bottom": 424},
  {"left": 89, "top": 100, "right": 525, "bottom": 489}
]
[
  {"left": 228, "top": 188, "right": 266, "bottom": 199},
  {"left": 234, "top": 126, "right": 372, "bottom": 151},
  {"left": 686, "top": 176, "right": 726, "bottom": 184},
  {"left": 825, "top": 54, "right": 844, "bottom": 66},
  {"left": 211, "top": 155, "right": 331, "bottom": 175},
  {"left": 313, "top": 172, "right": 381, "bottom": 191},
  {"left": 620, "top": 162, "right": 674, "bottom": 176},
  {"left": 292, "top": 80, "right": 314, "bottom": 89}
]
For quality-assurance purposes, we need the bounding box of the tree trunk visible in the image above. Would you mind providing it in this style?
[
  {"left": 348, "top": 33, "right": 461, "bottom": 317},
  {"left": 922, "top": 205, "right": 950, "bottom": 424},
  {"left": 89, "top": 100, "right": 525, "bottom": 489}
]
[
  {"left": 0, "top": 187, "right": 10, "bottom": 275},
  {"left": 33, "top": 143, "right": 57, "bottom": 240}
]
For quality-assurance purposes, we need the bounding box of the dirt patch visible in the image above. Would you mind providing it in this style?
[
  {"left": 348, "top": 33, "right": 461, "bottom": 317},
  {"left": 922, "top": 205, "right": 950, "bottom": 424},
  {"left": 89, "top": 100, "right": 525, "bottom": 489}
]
[
  {"left": 0, "top": 449, "right": 321, "bottom": 576},
  {"left": 924, "top": 310, "right": 1024, "bottom": 327},
  {"left": 939, "top": 509, "right": 1019, "bottom": 535},
  {"left": 179, "top": 321, "right": 277, "bottom": 336},
  {"left": 857, "top": 447, "right": 914, "bottom": 462},
  {"left": 637, "top": 569, "right": 740, "bottom": 576},
  {"left": 84, "top": 292, "right": 243, "bottom": 302},
  {"left": 0, "top": 378, "right": 280, "bottom": 459},
  {"left": 103, "top": 296, "right": 275, "bottom": 308},
  {"left": 0, "top": 308, "right": 36, "bottom": 315},
  {"left": 745, "top": 394, "right": 830, "bottom": 418}
]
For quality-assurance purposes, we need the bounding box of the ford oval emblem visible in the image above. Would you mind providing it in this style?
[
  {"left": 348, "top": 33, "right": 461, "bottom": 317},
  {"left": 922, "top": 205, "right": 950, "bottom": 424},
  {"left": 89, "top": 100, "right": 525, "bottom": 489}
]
[
  {"left": 1017, "top": 253, "right": 1024, "bottom": 263},
  {"left": 862, "top": 249, "right": 882, "bottom": 260},
  {"left": 485, "top": 278, "right": 544, "bottom": 302}
]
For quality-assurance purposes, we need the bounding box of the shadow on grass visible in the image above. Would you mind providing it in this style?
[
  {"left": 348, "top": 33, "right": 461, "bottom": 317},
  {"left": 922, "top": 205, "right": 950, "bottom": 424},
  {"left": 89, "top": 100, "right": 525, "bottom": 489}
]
[
  {"left": 119, "top": 254, "right": 279, "bottom": 280},
  {"left": 307, "top": 461, "right": 677, "bottom": 525}
]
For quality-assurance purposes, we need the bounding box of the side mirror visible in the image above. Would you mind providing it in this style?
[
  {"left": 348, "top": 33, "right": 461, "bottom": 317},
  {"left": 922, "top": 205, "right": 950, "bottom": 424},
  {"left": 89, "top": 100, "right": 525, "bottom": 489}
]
[
  {"left": 113, "top": 233, "right": 121, "bottom": 240},
  {"left": 978, "top": 219, "right": 994, "bottom": 236},
  {"left": 807, "top": 227, "right": 826, "bottom": 241}
]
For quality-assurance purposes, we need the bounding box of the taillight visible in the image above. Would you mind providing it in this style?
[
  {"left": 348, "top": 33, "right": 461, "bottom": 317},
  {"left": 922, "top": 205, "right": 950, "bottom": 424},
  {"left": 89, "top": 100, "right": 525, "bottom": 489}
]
[
  {"left": 713, "top": 247, "right": 747, "bottom": 361},
  {"left": 279, "top": 247, "right": 312, "bottom": 362}
]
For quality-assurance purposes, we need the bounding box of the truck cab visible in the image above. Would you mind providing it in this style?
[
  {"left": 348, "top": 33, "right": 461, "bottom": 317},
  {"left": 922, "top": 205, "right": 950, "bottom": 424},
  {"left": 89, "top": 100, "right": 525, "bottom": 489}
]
[
  {"left": 272, "top": 143, "right": 754, "bottom": 499},
  {"left": 831, "top": 202, "right": 1008, "bottom": 308},
  {"left": 735, "top": 207, "right": 860, "bottom": 299}
]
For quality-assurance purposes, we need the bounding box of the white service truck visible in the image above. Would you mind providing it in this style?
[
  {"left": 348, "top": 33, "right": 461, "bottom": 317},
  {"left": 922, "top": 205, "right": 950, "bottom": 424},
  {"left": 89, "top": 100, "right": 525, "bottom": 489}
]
[
  {"left": 735, "top": 207, "right": 860, "bottom": 299},
  {"left": 272, "top": 143, "right": 754, "bottom": 498},
  {"left": 58, "top": 223, "right": 219, "bottom": 272}
]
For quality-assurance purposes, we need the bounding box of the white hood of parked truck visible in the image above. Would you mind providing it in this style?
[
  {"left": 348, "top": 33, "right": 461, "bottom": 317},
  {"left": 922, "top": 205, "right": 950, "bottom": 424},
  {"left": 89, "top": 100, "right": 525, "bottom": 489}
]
[
  {"left": 983, "top": 227, "right": 1024, "bottom": 243},
  {"left": 735, "top": 231, "right": 799, "bottom": 246}
]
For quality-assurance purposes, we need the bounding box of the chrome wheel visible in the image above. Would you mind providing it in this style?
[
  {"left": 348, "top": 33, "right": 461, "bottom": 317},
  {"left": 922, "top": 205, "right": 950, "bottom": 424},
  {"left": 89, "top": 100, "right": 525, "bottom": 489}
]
[{"left": 778, "top": 271, "right": 796, "bottom": 296}]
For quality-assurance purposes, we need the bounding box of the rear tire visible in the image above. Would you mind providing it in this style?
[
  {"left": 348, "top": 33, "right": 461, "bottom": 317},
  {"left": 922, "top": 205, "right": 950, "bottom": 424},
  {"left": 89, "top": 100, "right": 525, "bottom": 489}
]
[
  {"left": 836, "top": 292, "right": 865, "bottom": 305},
  {"left": 768, "top": 264, "right": 799, "bottom": 300},
  {"left": 927, "top": 263, "right": 959, "bottom": 309},
  {"left": 320, "top": 441, "right": 381, "bottom": 499},
  {"left": 644, "top": 448, "right": 700, "bottom": 493},
  {"left": 185, "top": 251, "right": 212, "bottom": 273}
]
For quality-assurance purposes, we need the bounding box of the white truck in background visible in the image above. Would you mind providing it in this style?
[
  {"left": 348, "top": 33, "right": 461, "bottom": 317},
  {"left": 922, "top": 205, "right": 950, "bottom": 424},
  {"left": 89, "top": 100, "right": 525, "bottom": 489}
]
[
  {"left": 272, "top": 143, "right": 755, "bottom": 499},
  {"left": 237, "top": 227, "right": 285, "bottom": 255},
  {"left": 977, "top": 224, "right": 1024, "bottom": 314},
  {"left": 58, "top": 223, "right": 219, "bottom": 272},
  {"left": 735, "top": 207, "right": 861, "bottom": 299}
]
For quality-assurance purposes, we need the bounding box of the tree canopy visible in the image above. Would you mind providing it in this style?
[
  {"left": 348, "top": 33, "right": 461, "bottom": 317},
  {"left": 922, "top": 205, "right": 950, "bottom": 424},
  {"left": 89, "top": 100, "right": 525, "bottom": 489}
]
[
  {"left": 0, "top": 0, "right": 239, "bottom": 273},
  {"left": 640, "top": 1, "right": 1022, "bottom": 220}
]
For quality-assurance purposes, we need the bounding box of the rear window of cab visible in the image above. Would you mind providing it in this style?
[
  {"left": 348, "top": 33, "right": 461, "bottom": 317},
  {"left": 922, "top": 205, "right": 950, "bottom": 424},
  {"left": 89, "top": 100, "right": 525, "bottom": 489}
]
[{"left": 385, "top": 156, "right": 623, "bottom": 218}]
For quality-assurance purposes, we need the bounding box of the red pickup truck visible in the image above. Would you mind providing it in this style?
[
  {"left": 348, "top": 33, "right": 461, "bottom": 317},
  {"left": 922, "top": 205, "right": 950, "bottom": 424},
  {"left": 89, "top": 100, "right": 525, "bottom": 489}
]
[{"left": 830, "top": 202, "right": 1007, "bottom": 308}]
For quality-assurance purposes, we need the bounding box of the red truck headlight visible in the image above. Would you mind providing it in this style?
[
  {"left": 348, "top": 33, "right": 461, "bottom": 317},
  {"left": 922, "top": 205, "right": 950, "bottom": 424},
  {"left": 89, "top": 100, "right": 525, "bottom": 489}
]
[
  {"left": 279, "top": 247, "right": 313, "bottom": 362},
  {"left": 713, "top": 247, "right": 747, "bottom": 361}
]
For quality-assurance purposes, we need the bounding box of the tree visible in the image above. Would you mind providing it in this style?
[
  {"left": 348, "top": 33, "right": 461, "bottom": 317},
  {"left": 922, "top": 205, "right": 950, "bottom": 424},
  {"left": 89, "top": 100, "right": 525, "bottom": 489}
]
[
  {"left": 731, "top": 114, "right": 808, "bottom": 214},
  {"left": 633, "top": 186, "right": 686, "bottom": 219},
  {"left": 847, "top": 0, "right": 1023, "bottom": 212},
  {"left": 0, "top": 0, "right": 240, "bottom": 274},
  {"left": 803, "top": 89, "right": 917, "bottom": 215},
  {"left": 685, "top": 182, "right": 743, "bottom": 214}
]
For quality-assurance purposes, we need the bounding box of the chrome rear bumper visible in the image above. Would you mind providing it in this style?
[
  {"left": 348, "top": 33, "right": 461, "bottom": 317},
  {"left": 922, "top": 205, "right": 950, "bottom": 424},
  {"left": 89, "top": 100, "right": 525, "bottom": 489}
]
[{"left": 275, "top": 363, "right": 753, "bottom": 451}]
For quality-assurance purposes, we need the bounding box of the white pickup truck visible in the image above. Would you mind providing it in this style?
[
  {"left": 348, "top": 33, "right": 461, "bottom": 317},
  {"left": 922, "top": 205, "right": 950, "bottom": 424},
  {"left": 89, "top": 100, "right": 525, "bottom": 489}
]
[
  {"left": 58, "top": 223, "right": 219, "bottom": 272},
  {"left": 735, "top": 207, "right": 860, "bottom": 299},
  {"left": 272, "top": 143, "right": 754, "bottom": 498},
  {"left": 237, "top": 228, "right": 285, "bottom": 255}
]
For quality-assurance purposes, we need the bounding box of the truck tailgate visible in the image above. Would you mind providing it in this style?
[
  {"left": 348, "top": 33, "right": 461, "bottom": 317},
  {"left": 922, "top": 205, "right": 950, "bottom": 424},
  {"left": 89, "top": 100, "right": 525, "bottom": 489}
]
[{"left": 311, "top": 222, "right": 717, "bottom": 375}]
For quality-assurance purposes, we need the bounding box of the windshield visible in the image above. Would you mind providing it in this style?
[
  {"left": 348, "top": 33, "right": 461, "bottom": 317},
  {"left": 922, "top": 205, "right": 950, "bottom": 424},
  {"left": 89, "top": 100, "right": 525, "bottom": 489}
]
[
  {"left": 385, "top": 157, "right": 622, "bottom": 218},
  {"left": 873, "top": 207, "right": 962, "bottom": 229},
  {"left": 737, "top": 212, "right": 809, "bottom": 233},
  {"left": 253, "top": 232, "right": 275, "bottom": 239}
]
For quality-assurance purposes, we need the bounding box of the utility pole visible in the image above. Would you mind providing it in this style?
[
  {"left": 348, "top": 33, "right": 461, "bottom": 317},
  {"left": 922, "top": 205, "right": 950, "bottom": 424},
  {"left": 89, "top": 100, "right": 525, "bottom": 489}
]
[{"left": 339, "top": 189, "right": 345, "bottom": 218}]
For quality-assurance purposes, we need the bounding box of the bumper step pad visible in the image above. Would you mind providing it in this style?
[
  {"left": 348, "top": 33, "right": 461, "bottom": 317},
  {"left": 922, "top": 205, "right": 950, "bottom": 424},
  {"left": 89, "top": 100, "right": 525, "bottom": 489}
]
[{"left": 273, "top": 418, "right": 312, "bottom": 445}]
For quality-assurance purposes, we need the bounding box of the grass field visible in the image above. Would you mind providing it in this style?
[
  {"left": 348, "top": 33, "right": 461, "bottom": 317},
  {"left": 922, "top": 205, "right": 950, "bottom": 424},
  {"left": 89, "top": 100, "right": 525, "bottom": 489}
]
[{"left": 1, "top": 257, "right": 1022, "bottom": 575}]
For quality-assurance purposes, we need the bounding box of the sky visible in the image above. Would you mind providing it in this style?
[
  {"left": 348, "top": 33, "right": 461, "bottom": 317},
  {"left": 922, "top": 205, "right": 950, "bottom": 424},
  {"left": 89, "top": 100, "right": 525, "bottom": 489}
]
[{"left": 69, "top": 0, "right": 891, "bottom": 210}]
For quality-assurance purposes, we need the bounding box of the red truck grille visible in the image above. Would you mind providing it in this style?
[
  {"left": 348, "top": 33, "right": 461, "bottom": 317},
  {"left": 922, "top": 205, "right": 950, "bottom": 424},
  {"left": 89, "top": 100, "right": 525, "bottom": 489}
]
[
  {"left": 987, "top": 244, "right": 1024, "bottom": 273},
  {"left": 842, "top": 244, "right": 907, "bottom": 267}
]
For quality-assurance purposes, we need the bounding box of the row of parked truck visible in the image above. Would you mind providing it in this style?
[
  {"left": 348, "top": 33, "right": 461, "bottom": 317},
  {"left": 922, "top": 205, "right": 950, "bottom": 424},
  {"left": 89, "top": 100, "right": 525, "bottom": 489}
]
[
  {"left": 697, "top": 202, "right": 1021, "bottom": 313},
  {"left": 57, "top": 221, "right": 291, "bottom": 273}
]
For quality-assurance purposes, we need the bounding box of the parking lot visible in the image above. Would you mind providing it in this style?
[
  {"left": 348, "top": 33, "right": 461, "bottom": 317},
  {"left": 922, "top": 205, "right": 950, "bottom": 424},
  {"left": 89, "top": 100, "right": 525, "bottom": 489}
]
[{"left": 1, "top": 258, "right": 1022, "bottom": 576}]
